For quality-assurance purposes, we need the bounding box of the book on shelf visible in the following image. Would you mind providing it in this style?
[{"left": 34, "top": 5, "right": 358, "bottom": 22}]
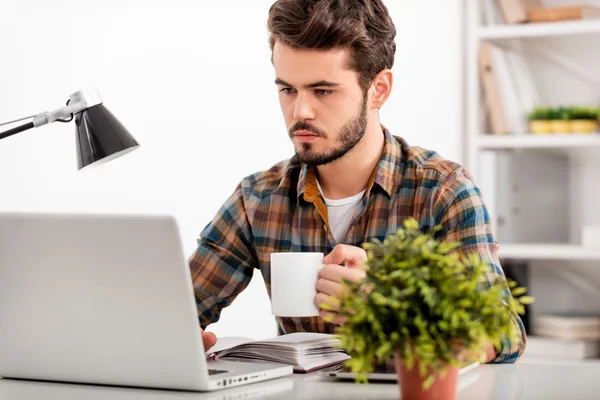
[
  {"left": 498, "top": 0, "right": 543, "bottom": 24},
  {"left": 525, "top": 335, "right": 600, "bottom": 359},
  {"left": 481, "top": 0, "right": 505, "bottom": 25},
  {"left": 479, "top": 42, "right": 510, "bottom": 135},
  {"left": 206, "top": 332, "right": 350, "bottom": 373},
  {"left": 479, "top": 41, "right": 532, "bottom": 135},
  {"left": 535, "top": 313, "right": 600, "bottom": 340},
  {"left": 527, "top": 6, "right": 600, "bottom": 23},
  {"left": 490, "top": 43, "right": 528, "bottom": 134}
]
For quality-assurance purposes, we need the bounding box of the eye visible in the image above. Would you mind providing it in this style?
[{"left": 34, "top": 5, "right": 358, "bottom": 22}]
[
  {"left": 315, "top": 89, "right": 332, "bottom": 97},
  {"left": 279, "top": 87, "right": 295, "bottom": 95}
]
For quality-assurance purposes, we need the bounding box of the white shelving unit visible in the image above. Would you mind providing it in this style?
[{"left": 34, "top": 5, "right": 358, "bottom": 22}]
[
  {"left": 466, "top": 0, "right": 600, "bottom": 366},
  {"left": 466, "top": 0, "right": 600, "bottom": 253},
  {"left": 479, "top": 18, "right": 600, "bottom": 40},
  {"left": 478, "top": 134, "right": 600, "bottom": 150},
  {"left": 499, "top": 244, "right": 600, "bottom": 261}
]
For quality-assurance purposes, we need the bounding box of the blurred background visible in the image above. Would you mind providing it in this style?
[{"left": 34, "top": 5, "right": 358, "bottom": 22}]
[{"left": 1, "top": 0, "right": 599, "bottom": 366}]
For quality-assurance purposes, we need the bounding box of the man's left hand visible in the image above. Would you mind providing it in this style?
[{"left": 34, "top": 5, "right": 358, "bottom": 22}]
[
  {"left": 314, "top": 244, "right": 367, "bottom": 325},
  {"left": 483, "top": 342, "right": 498, "bottom": 363}
]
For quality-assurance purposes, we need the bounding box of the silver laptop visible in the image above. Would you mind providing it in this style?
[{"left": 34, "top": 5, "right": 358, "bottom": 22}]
[{"left": 0, "top": 211, "right": 292, "bottom": 391}]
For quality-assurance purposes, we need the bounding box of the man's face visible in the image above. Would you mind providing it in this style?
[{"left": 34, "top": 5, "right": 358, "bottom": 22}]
[{"left": 273, "top": 42, "right": 369, "bottom": 165}]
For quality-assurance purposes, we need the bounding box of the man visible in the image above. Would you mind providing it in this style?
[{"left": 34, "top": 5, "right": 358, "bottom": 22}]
[{"left": 190, "top": 0, "right": 526, "bottom": 363}]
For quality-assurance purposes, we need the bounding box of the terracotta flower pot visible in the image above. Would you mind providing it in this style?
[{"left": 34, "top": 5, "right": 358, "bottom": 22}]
[{"left": 395, "top": 354, "right": 459, "bottom": 400}]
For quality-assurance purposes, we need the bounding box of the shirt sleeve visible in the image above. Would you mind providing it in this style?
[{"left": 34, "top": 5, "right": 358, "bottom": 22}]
[
  {"left": 188, "top": 182, "right": 258, "bottom": 329},
  {"left": 432, "top": 166, "right": 527, "bottom": 363}
]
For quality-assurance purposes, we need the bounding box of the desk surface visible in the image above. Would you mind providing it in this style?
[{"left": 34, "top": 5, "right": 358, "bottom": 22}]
[{"left": 1, "top": 363, "right": 600, "bottom": 400}]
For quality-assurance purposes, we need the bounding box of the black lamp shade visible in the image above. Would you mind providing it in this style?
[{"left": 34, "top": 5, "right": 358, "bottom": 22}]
[{"left": 75, "top": 104, "right": 139, "bottom": 170}]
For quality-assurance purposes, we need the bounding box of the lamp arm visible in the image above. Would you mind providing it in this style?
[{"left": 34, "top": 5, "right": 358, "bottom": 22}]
[
  {"left": 0, "top": 86, "right": 104, "bottom": 141},
  {"left": 32, "top": 102, "right": 87, "bottom": 128},
  {"left": 0, "top": 103, "right": 84, "bottom": 141},
  {"left": 0, "top": 121, "right": 36, "bottom": 140}
]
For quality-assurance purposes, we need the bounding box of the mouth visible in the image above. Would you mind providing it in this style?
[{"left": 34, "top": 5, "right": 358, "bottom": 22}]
[
  {"left": 294, "top": 130, "right": 320, "bottom": 142},
  {"left": 294, "top": 129, "right": 319, "bottom": 137}
]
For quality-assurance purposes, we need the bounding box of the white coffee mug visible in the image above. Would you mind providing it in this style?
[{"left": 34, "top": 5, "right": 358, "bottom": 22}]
[{"left": 270, "top": 252, "right": 324, "bottom": 317}]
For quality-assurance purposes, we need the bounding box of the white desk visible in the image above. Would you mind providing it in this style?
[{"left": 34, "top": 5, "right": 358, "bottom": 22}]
[{"left": 1, "top": 364, "right": 599, "bottom": 399}]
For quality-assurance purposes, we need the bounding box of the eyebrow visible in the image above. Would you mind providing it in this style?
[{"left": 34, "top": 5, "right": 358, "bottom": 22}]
[{"left": 274, "top": 78, "right": 340, "bottom": 89}]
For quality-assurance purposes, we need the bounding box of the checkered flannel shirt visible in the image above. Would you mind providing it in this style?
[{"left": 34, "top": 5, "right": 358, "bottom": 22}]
[{"left": 189, "top": 128, "right": 526, "bottom": 363}]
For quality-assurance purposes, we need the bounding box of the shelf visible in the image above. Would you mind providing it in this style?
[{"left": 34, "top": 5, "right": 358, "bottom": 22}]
[
  {"left": 477, "top": 134, "right": 600, "bottom": 150},
  {"left": 479, "top": 19, "right": 600, "bottom": 40},
  {"left": 498, "top": 244, "right": 600, "bottom": 261}
]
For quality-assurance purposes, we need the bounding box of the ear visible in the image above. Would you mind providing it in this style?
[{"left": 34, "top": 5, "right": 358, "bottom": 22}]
[{"left": 369, "top": 69, "right": 393, "bottom": 110}]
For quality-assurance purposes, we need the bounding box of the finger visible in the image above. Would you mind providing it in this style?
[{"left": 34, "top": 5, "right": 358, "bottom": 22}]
[
  {"left": 323, "top": 244, "right": 367, "bottom": 268},
  {"left": 316, "top": 277, "right": 343, "bottom": 297},
  {"left": 319, "top": 310, "right": 347, "bottom": 326},
  {"left": 319, "top": 263, "right": 366, "bottom": 284},
  {"left": 202, "top": 330, "right": 218, "bottom": 351},
  {"left": 314, "top": 292, "right": 340, "bottom": 311}
]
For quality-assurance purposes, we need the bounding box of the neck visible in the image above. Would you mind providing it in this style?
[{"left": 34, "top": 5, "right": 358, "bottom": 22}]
[{"left": 316, "top": 116, "right": 385, "bottom": 200}]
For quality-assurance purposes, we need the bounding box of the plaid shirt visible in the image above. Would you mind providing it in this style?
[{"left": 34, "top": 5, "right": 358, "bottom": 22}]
[{"left": 189, "top": 128, "right": 526, "bottom": 363}]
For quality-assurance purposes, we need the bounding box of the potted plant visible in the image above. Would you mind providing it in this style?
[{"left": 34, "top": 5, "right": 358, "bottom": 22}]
[
  {"left": 570, "top": 106, "right": 599, "bottom": 134},
  {"left": 527, "top": 106, "right": 553, "bottom": 134},
  {"left": 550, "top": 106, "right": 572, "bottom": 134},
  {"left": 331, "top": 218, "right": 532, "bottom": 400}
]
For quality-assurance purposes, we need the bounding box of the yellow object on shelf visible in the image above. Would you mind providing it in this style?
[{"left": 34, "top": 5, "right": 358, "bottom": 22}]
[
  {"left": 551, "top": 120, "right": 572, "bottom": 134},
  {"left": 571, "top": 120, "right": 598, "bottom": 134},
  {"left": 529, "top": 120, "right": 553, "bottom": 134}
]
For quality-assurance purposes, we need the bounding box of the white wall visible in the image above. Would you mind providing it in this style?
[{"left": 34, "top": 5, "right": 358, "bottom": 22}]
[
  {"left": 382, "top": 1, "right": 464, "bottom": 163},
  {"left": 0, "top": 0, "right": 464, "bottom": 339}
]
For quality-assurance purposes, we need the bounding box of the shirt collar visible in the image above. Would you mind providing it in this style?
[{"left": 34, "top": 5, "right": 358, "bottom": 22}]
[{"left": 297, "top": 126, "right": 403, "bottom": 202}]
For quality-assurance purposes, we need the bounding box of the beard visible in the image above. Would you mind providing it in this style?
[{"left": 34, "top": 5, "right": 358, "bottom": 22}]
[{"left": 288, "top": 96, "right": 368, "bottom": 166}]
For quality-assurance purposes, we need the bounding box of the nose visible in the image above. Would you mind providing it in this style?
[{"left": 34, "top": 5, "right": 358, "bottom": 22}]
[{"left": 292, "top": 92, "right": 316, "bottom": 121}]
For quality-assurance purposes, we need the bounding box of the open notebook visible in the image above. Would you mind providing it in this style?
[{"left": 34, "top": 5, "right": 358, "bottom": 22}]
[{"left": 206, "top": 332, "right": 350, "bottom": 373}]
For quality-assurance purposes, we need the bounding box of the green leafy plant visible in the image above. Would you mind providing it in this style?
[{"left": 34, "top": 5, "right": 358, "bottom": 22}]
[
  {"left": 528, "top": 106, "right": 600, "bottom": 121},
  {"left": 570, "top": 106, "right": 599, "bottom": 120},
  {"left": 551, "top": 106, "right": 571, "bottom": 121},
  {"left": 527, "top": 106, "right": 553, "bottom": 121},
  {"left": 332, "top": 218, "right": 532, "bottom": 389}
]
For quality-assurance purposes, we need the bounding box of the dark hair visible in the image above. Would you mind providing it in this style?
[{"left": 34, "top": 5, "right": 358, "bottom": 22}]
[{"left": 267, "top": 0, "right": 396, "bottom": 93}]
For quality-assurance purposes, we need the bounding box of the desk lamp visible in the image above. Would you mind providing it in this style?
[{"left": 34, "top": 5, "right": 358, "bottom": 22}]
[{"left": 0, "top": 87, "right": 139, "bottom": 169}]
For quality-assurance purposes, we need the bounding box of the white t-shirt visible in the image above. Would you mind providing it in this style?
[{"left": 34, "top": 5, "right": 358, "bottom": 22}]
[{"left": 317, "top": 180, "right": 366, "bottom": 243}]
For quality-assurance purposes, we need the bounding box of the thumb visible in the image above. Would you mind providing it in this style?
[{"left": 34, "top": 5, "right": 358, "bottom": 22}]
[
  {"left": 202, "top": 330, "right": 218, "bottom": 351},
  {"left": 323, "top": 244, "right": 367, "bottom": 268}
]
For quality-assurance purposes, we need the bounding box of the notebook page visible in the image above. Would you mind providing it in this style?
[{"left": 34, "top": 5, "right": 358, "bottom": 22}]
[
  {"left": 206, "top": 336, "right": 254, "bottom": 356},
  {"left": 258, "top": 332, "right": 337, "bottom": 344}
]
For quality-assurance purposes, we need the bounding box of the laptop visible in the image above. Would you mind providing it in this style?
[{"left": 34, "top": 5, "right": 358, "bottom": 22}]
[{"left": 0, "top": 211, "right": 292, "bottom": 391}]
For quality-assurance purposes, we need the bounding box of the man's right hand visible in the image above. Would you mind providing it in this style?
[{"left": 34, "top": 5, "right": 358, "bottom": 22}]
[{"left": 201, "top": 328, "right": 217, "bottom": 352}]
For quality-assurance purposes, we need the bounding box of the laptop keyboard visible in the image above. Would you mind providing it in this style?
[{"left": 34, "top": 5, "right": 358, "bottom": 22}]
[{"left": 208, "top": 369, "right": 228, "bottom": 376}]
